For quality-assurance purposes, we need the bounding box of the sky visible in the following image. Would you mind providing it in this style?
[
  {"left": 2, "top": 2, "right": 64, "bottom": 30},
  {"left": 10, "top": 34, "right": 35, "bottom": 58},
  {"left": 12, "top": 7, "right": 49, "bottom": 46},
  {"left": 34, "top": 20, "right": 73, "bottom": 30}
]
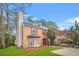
[{"left": 24, "top": 3, "right": 79, "bottom": 30}]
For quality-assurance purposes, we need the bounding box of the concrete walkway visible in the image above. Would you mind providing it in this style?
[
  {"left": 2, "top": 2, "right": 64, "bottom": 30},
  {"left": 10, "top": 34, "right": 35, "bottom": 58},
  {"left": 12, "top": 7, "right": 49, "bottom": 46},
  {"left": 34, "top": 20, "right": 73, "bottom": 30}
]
[{"left": 51, "top": 47, "right": 79, "bottom": 56}]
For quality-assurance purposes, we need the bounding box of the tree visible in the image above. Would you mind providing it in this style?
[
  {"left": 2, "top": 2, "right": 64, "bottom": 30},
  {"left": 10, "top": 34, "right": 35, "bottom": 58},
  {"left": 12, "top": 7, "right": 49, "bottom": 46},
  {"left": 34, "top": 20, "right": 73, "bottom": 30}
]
[
  {"left": 0, "top": 4, "right": 6, "bottom": 48},
  {"left": 46, "top": 30, "right": 55, "bottom": 45},
  {"left": 70, "top": 26, "right": 75, "bottom": 41},
  {"left": 75, "top": 21, "right": 79, "bottom": 30},
  {"left": 47, "top": 21, "right": 58, "bottom": 30},
  {"left": 39, "top": 19, "right": 47, "bottom": 27},
  {"left": 0, "top": 3, "right": 32, "bottom": 48},
  {"left": 27, "top": 16, "right": 34, "bottom": 24},
  {"left": 39, "top": 19, "right": 58, "bottom": 45},
  {"left": 46, "top": 21, "right": 58, "bottom": 45},
  {"left": 70, "top": 20, "right": 79, "bottom": 46}
]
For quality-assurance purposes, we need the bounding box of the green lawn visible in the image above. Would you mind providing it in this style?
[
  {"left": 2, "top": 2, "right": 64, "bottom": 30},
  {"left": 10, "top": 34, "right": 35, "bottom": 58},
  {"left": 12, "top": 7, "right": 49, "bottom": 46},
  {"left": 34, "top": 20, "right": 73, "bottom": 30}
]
[{"left": 0, "top": 46, "right": 62, "bottom": 56}]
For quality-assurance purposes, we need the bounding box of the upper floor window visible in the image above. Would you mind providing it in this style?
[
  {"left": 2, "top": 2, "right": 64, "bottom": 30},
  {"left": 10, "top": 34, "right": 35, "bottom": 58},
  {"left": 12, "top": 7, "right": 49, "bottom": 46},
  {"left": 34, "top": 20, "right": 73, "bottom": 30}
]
[
  {"left": 42, "top": 30, "right": 47, "bottom": 36},
  {"left": 31, "top": 27, "right": 36, "bottom": 34}
]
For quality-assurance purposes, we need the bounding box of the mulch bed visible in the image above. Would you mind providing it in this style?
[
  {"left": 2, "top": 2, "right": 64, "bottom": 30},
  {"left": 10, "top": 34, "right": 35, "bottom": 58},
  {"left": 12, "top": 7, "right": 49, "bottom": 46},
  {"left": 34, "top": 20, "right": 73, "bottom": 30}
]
[{"left": 23, "top": 46, "right": 48, "bottom": 52}]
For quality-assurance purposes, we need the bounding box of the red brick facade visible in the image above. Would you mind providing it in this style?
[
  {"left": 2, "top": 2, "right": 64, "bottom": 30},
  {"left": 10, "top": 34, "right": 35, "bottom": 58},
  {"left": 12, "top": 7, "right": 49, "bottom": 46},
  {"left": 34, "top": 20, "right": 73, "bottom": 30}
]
[{"left": 22, "top": 24, "right": 48, "bottom": 49}]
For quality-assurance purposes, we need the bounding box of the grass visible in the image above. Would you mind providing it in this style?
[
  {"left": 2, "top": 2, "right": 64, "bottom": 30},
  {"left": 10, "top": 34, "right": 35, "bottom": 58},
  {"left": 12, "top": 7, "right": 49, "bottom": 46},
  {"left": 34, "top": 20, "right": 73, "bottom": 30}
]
[{"left": 0, "top": 46, "right": 62, "bottom": 56}]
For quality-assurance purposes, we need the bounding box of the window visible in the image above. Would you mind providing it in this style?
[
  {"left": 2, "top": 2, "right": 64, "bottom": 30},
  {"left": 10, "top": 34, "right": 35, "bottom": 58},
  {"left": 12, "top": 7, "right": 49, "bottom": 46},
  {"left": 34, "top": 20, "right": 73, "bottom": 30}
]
[
  {"left": 31, "top": 27, "right": 36, "bottom": 34},
  {"left": 42, "top": 30, "right": 46, "bottom": 36},
  {"left": 29, "top": 38, "right": 41, "bottom": 47}
]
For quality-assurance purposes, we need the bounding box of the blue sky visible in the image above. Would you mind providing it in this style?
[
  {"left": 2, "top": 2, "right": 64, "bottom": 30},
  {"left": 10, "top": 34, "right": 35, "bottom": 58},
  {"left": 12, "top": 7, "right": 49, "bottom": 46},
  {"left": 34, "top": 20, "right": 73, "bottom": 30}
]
[
  {"left": 9, "top": 3, "right": 79, "bottom": 30},
  {"left": 24, "top": 3, "right": 79, "bottom": 30}
]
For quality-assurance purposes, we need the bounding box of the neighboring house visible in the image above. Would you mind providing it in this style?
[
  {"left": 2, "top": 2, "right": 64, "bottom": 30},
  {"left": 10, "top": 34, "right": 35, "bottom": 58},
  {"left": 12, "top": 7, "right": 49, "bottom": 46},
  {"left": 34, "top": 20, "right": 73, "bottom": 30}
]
[
  {"left": 22, "top": 23, "right": 48, "bottom": 48},
  {"left": 54, "top": 30, "right": 73, "bottom": 45}
]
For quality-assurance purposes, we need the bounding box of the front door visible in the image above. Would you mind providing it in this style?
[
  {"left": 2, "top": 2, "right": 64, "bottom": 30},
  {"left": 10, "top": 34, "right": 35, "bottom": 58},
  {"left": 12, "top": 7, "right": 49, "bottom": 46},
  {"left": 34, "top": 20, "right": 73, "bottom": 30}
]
[{"left": 43, "top": 39, "right": 47, "bottom": 45}]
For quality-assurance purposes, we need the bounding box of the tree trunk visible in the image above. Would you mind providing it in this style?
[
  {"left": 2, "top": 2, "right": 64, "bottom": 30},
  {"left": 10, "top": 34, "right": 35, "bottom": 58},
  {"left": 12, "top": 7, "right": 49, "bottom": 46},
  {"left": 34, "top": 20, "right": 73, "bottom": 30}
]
[
  {"left": 0, "top": 4, "right": 6, "bottom": 48},
  {"left": 1, "top": 31, "right": 6, "bottom": 48},
  {"left": 10, "top": 35, "right": 13, "bottom": 45}
]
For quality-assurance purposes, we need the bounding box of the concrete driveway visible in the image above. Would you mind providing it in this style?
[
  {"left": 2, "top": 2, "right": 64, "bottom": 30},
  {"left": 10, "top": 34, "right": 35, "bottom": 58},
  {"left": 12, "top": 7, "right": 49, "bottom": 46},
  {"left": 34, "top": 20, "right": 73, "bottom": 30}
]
[{"left": 51, "top": 47, "right": 79, "bottom": 56}]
